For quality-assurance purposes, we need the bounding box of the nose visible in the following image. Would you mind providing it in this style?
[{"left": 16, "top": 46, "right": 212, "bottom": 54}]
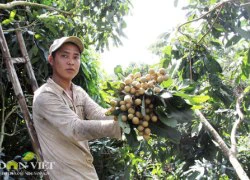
[{"left": 67, "top": 58, "right": 74, "bottom": 65}]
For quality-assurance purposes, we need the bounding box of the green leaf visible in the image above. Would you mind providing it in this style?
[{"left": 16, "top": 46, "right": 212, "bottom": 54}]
[
  {"left": 242, "top": 50, "right": 250, "bottom": 79},
  {"left": 10, "top": 10, "right": 17, "bottom": 19},
  {"left": 213, "top": 23, "right": 225, "bottom": 32},
  {"left": 203, "top": 56, "right": 222, "bottom": 74},
  {"left": 145, "top": 88, "right": 153, "bottom": 96},
  {"left": 114, "top": 65, "right": 123, "bottom": 79},
  {"left": 81, "top": 62, "right": 91, "bottom": 80},
  {"left": 225, "top": 35, "right": 241, "bottom": 47},
  {"left": 149, "top": 122, "right": 181, "bottom": 144},
  {"left": 191, "top": 122, "right": 203, "bottom": 137},
  {"left": 190, "top": 95, "right": 210, "bottom": 104},
  {"left": 118, "top": 114, "right": 131, "bottom": 134},
  {"left": 159, "top": 90, "right": 173, "bottom": 99},
  {"left": 235, "top": 27, "right": 250, "bottom": 40},
  {"left": 161, "top": 78, "right": 173, "bottom": 88},
  {"left": 2, "top": 19, "right": 12, "bottom": 25},
  {"left": 210, "top": 40, "right": 222, "bottom": 49},
  {"left": 163, "top": 45, "right": 172, "bottom": 56},
  {"left": 155, "top": 107, "right": 177, "bottom": 128},
  {"left": 124, "top": 128, "right": 139, "bottom": 147},
  {"left": 22, "top": 151, "right": 36, "bottom": 161}
]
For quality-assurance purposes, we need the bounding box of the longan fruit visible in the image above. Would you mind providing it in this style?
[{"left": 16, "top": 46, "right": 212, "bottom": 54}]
[
  {"left": 130, "top": 87, "right": 136, "bottom": 94},
  {"left": 128, "top": 108, "right": 135, "bottom": 114},
  {"left": 148, "top": 68, "right": 155, "bottom": 74},
  {"left": 132, "top": 117, "right": 140, "bottom": 124},
  {"left": 124, "top": 77, "right": 132, "bottom": 85},
  {"left": 137, "top": 125, "right": 144, "bottom": 132},
  {"left": 159, "top": 68, "right": 166, "bottom": 75},
  {"left": 145, "top": 98, "right": 151, "bottom": 105},
  {"left": 143, "top": 115, "right": 150, "bottom": 121},
  {"left": 120, "top": 105, "right": 127, "bottom": 111},
  {"left": 134, "top": 99, "right": 142, "bottom": 105},
  {"left": 134, "top": 72, "right": 141, "bottom": 78},
  {"left": 124, "top": 95, "right": 132, "bottom": 103},
  {"left": 124, "top": 86, "right": 131, "bottom": 93},
  {"left": 145, "top": 74, "right": 151, "bottom": 81},
  {"left": 121, "top": 115, "right": 127, "bottom": 122},
  {"left": 126, "top": 103, "right": 132, "bottom": 109},
  {"left": 128, "top": 114, "right": 134, "bottom": 119},
  {"left": 144, "top": 128, "right": 151, "bottom": 135},
  {"left": 157, "top": 76, "right": 164, "bottom": 83},
  {"left": 142, "top": 121, "right": 149, "bottom": 127},
  {"left": 140, "top": 76, "right": 147, "bottom": 83},
  {"left": 154, "top": 87, "right": 161, "bottom": 93},
  {"left": 151, "top": 115, "right": 158, "bottom": 122},
  {"left": 143, "top": 134, "right": 150, "bottom": 141},
  {"left": 119, "top": 101, "right": 126, "bottom": 105},
  {"left": 110, "top": 100, "right": 117, "bottom": 107}
]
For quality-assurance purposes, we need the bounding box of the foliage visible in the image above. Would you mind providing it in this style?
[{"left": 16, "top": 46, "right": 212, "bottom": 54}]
[
  {"left": 145, "top": 0, "right": 250, "bottom": 179},
  {"left": 99, "top": 0, "right": 250, "bottom": 179}
]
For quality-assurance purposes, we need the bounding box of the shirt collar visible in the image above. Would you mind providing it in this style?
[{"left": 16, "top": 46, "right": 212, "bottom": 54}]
[{"left": 47, "top": 78, "right": 76, "bottom": 94}]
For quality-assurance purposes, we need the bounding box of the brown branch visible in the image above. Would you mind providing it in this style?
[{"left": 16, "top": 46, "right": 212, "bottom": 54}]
[
  {"left": 231, "top": 92, "right": 245, "bottom": 156},
  {"left": 0, "top": 1, "right": 72, "bottom": 15},
  {"left": 2, "top": 20, "right": 40, "bottom": 33},
  {"left": 195, "top": 110, "right": 231, "bottom": 156},
  {"left": 198, "top": 3, "right": 223, "bottom": 44},
  {"left": 177, "top": 0, "right": 233, "bottom": 39},
  {"left": 195, "top": 109, "right": 249, "bottom": 180},
  {"left": 1, "top": 117, "right": 18, "bottom": 136},
  {"left": 4, "top": 106, "right": 19, "bottom": 123},
  {"left": 241, "top": 2, "right": 250, "bottom": 7}
]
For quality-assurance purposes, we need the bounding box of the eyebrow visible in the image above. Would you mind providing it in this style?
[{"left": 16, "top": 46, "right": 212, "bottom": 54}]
[{"left": 60, "top": 50, "right": 80, "bottom": 56}]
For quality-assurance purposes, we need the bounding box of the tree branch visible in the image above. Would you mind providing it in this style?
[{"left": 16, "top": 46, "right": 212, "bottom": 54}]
[
  {"left": 1, "top": 117, "right": 18, "bottom": 137},
  {"left": 231, "top": 92, "right": 245, "bottom": 155},
  {"left": 0, "top": 1, "right": 72, "bottom": 15},
  {"left": 4, "top": 106, "right": 19, "bottom": 124},
  {"left": 198, "top": 3, "right": 223, "bottom": 44},
  {"left": 3, "top": 20, "right": 41, "bottom": 33},
  {"left": 195, "top": 109, "right": 249, "bottom": 180},
  {"left": 177, "top": 0, "right": 233, "bottom": 40}
]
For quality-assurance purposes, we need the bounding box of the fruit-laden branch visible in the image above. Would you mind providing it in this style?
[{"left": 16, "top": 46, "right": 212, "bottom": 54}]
[
  {"left": 0, "top": 1, "right": 72, "bottom": 15},
  {"left": 195, "top": 110, "right": 249, "bottom": 180},
  {"left": 231, "top": 92, "right": 245, "bottom": 155}
]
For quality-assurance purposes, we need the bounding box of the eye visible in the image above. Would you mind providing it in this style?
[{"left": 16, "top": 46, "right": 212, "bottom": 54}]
[
  {"left": 74, "top": 56, "right": 80, "bottom": 60},
  {"left": 62, "top": 54, "right": 68, "bottom": 58}
]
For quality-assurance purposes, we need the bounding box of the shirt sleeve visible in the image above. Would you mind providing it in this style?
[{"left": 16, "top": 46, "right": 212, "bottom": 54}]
[
  {"left": 81, "top": 89, "right": 113, "bottom": 120},
  {"left": 33, "top": 91, "right": 121, "bottom": 142}
]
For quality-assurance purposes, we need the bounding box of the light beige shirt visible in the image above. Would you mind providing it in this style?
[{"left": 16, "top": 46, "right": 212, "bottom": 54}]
[{"left": 32, "top": 78, "right": 121, "bottom": 180}]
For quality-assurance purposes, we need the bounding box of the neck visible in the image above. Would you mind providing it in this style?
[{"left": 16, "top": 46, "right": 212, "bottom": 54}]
[{"left": 51, "top": 76, "right": 72, "bottom": 91}]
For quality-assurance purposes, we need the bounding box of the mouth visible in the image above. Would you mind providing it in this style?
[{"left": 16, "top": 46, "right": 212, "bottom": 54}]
[{"left": 66, "top": 68, "right": 75, "bottom": 72}]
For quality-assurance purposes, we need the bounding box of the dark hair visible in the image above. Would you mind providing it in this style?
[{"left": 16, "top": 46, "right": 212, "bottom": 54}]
[{"left": 51, "top": 50, "right": 57, "bottom": 59}]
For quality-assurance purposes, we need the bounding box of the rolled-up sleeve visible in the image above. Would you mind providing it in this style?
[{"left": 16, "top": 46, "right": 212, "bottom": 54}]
[
  {"left": 33, "top": 92, "right": 121, "bottom": 141},
  {"left": 81, "top": 90, "right": 113, "bottom": 120}
]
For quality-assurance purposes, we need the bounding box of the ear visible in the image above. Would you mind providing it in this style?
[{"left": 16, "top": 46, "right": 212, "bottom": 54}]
[{"left": 48, "top": 55, "right": 54, "bottom": 66}]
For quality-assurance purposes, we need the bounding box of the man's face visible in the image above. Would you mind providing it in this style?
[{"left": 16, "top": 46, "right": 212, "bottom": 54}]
[{"left": 49, "top": 43, "right": 81, "bottom": 81}]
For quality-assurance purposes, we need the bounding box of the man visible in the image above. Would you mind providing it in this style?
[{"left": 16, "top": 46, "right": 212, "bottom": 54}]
[{"left": 32, "top": 36, "right": 121, "bottom": 179}]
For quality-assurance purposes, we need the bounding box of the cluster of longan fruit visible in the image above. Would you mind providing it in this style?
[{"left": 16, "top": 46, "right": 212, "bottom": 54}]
[{"left": 108, "top": 68, "right": 168, "bottom": 140}]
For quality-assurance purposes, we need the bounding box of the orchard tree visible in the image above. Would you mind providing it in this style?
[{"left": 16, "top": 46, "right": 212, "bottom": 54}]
[
  {"left": 147, "top": 0, "right": 250, "bottom": 179},
  {"left": 101, "top": 0, "right": 249, "bottom": 179}
]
